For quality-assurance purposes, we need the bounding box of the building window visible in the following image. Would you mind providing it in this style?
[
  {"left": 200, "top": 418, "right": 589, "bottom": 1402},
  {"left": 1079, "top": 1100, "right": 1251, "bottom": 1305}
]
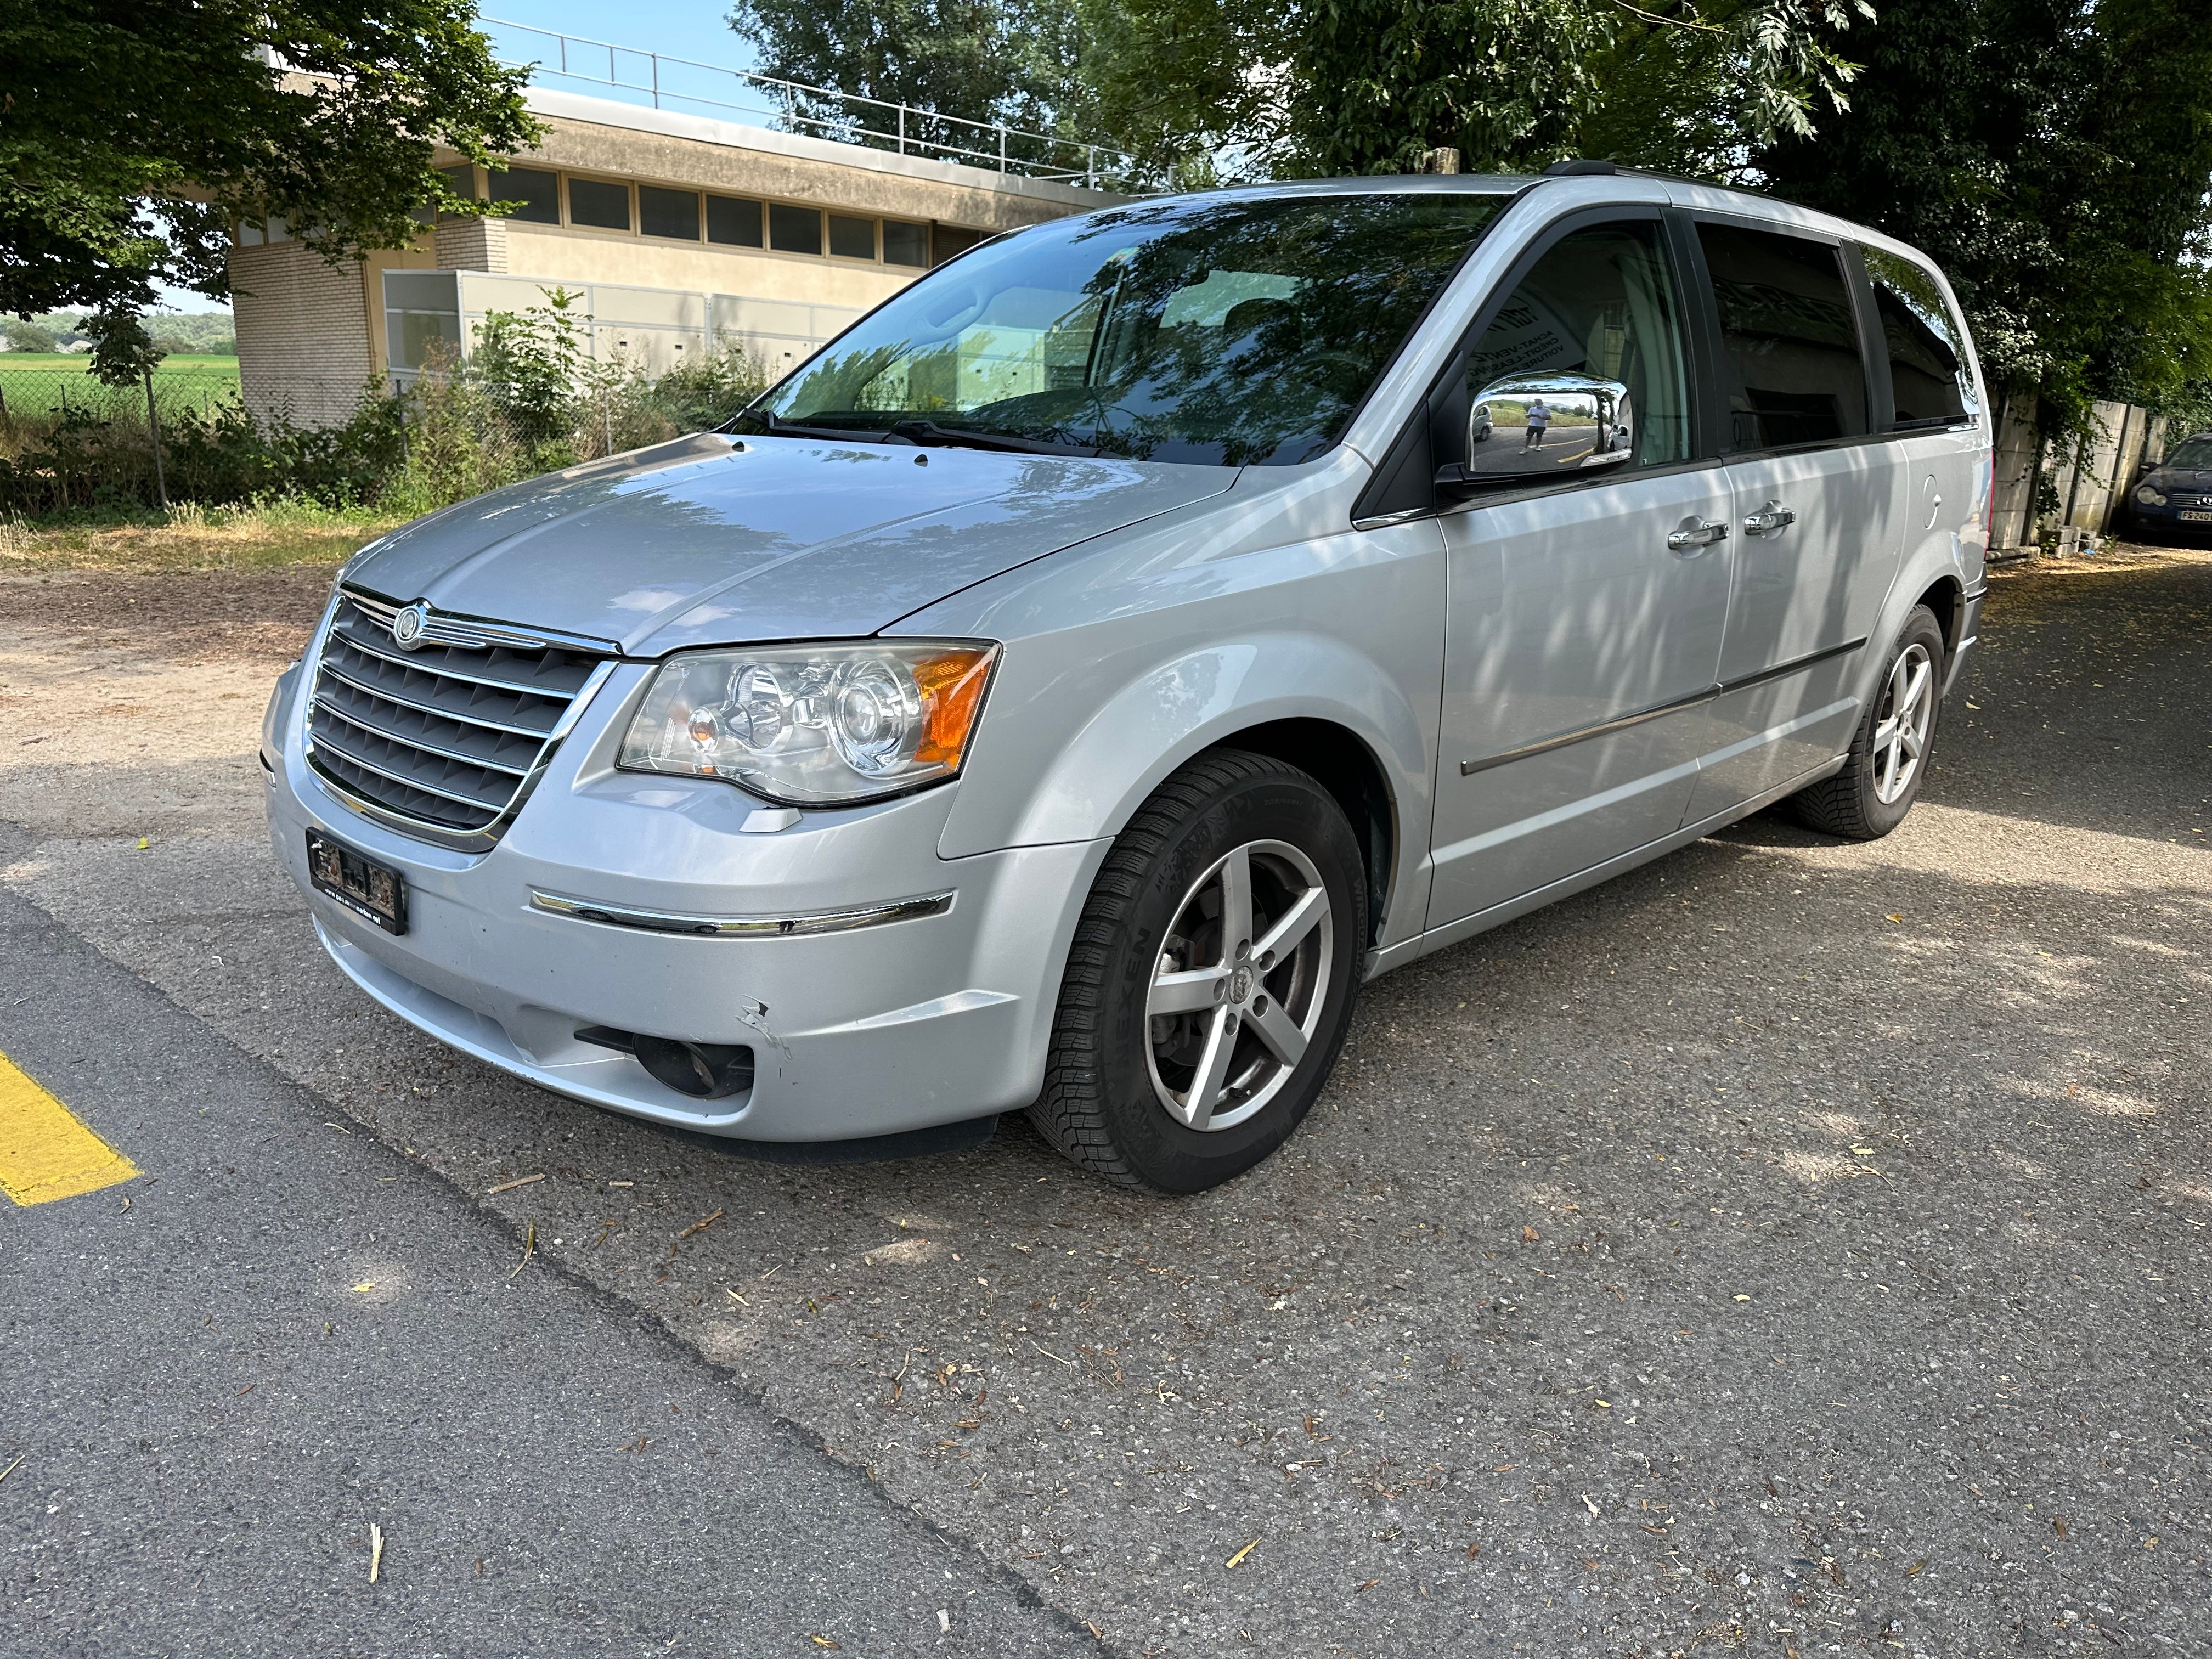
[
  {"left": 640, "top": 185, "right": 701, "bottom": 241},
  {"left": 932, "top": 224, "right": 988, "bottom": 266},
  {"left": 707, "top": 195, "right": 763, "bottom": 247},
  {"left": 769, "top": 204, "right": 822, "bottom": 256},
  {"left": 568, "top": 176, "right": 633, "bottom": 232},
  {"left": 828, "top": 214, "right": 876, "bottom": 260},
  {"left": 883, "top": 219, "right": 929, "bottom": 268},
  {"left": 486, "top": 167, "right": 561, "bottom": 225}
]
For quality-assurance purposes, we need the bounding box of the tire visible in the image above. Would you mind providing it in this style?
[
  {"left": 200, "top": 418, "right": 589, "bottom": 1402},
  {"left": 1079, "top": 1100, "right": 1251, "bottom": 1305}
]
[
  {"left": 1791, "top": 604, "right": 1946, "bottom": 839},
  {"left": 1030, "top": 749, "right": 1368, "bottom": 1195}
]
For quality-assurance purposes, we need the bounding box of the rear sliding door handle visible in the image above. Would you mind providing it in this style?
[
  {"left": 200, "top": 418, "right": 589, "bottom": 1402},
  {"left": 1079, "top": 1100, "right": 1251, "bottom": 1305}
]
[
  {"left": 1667, "top": 518, "right": 1730, "bottom": 552},
  {"left": 1742, "top": 501, "right": 1797, "bottom": 537}
]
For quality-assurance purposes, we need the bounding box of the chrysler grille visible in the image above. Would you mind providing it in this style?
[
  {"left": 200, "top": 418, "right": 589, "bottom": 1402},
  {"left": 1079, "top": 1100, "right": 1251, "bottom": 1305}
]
[{"left": 306, "top": 589, "right": 613, "bottom": 844}]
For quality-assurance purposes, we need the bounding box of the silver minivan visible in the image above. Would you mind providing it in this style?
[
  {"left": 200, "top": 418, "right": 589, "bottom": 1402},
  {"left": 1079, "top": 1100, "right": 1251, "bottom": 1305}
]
[{"left": 263, "top": 167, "right": 1991, "bottom": 1193}]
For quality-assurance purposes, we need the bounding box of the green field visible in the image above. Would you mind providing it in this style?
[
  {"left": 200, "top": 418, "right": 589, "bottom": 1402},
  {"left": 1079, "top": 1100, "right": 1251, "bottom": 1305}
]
[{"left": 0, "top": 353, "right": 241, "bottom": 419}]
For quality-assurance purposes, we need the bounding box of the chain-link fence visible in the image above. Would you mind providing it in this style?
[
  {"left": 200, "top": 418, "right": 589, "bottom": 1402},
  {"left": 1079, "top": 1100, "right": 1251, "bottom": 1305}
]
[
  {"left": 0, "top": 364, "right": 240, "bottom": 422},
  {"left": 0, "top": 365, "right": 248, "bottom": 515}
]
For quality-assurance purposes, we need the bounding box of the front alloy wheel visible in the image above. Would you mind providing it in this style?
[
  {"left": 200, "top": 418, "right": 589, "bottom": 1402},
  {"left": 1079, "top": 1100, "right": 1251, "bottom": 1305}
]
[
  {"left": 1144, "top": 839, "right": 1333, "bottom": 1133},
  {"left": 1032, "top": 749, "right": 1367, "bottom": 1194}
]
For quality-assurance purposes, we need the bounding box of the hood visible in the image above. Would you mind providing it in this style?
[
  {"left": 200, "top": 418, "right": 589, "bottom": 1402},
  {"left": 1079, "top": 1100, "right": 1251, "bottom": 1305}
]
[{"left": 343, "top": 433, "right": 1238, "bottom": 655}]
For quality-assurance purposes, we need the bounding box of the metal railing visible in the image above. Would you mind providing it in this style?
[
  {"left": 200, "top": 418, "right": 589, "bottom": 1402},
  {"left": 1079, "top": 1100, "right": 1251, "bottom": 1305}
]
[{"left": 481, "top": 19, "right": 1135, "bottom": 191}]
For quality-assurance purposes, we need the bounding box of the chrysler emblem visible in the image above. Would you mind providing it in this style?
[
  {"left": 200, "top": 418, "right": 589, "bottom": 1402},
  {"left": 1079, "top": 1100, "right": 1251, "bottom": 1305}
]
[{"left": 390, "top": 601, "right": 432, "bottom": 649}]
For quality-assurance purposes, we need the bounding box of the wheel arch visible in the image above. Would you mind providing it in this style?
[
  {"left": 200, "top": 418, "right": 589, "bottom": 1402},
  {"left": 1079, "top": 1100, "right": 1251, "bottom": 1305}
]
[
  {"left": 1200, "top": 718, "right": 1398, "bottom": 949},
  {"left": 939, "top": 631, "right": 1434, "bottom": 952}
]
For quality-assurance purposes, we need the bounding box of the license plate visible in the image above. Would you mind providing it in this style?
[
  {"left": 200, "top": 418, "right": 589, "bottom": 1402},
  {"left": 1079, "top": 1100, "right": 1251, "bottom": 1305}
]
[
  {"left": 2179, "top": 509, "right": 2212, "bottom": 522},
  {"left": 307, "top": 829, "right": 408, "bottom": 934}
]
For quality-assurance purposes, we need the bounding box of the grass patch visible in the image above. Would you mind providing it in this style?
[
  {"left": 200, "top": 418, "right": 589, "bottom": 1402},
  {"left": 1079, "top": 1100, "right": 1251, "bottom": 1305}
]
[{"left": 0, "top": 499, "right": 400, "bottom": 576}]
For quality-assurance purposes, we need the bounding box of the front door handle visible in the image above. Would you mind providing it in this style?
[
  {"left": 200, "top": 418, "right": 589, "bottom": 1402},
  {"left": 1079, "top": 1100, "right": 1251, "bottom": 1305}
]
[
  {"left": 1742, "top": 500, "right": 1797, "bottom": 537},
  {"left": 1667, "top": 518, "right": 1730, "bottom": 552}
]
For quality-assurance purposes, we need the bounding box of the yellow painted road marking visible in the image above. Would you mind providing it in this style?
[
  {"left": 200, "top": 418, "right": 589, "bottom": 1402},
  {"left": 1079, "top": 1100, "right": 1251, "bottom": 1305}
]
[{"left": 0, "top": 1047, "right": 139, "bottom": 1206}]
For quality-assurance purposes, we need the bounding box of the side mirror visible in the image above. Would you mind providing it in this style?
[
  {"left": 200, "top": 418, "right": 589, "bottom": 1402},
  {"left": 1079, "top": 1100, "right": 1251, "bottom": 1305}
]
[{"left": 1436, "top": 372, "right": 1634, "bottom": 496}]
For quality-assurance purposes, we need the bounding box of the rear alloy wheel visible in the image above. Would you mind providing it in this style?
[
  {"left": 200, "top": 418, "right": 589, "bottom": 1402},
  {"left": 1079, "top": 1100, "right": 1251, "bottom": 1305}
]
[
  {"left": 1031, "top": 749, "right": 1367, "bottom": 1194},
  {"left": 1792, "top": 603, "right": 1946, "bottom": 839}
]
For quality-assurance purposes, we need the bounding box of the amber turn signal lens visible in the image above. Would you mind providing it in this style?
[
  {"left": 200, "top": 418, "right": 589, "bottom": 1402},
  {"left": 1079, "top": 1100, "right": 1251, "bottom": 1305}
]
[{"left": 911, "top": 646, "right": 997, "bottom": 768}]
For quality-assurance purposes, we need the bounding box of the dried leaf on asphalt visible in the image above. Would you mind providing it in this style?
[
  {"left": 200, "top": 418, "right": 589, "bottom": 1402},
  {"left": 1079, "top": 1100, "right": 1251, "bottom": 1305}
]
[
  {"left": 1906, "top": 1559, "right": 1927, "bottom": 1576},
  {"left": 0, "top": 1455, "right": 23, "bottom": 1485},
  {"left": 1465, "top": 1542, "right": 1481, "bottom": 1559},
  {"left": 808, "top": 1636, "right": 841, "bottom": 1650},
  {"left": 1355, "top": 1578, "right": 1380, "bottom": 1593},
  {"left": 1581, "top": 1493, "right": 1600, "bottom": 1517},
  {"left": 487, "top": 1173, "right": 545, "bottom": 1195},
  {"left": 508, "top": 1221, "right": 535, "bottom": 1280},
  {"left": 368, "top": 1521, "right": 384, "bottom": 1583},
  {"left": 1521, "top": 1226, "right": 1540, "bottom": 1243},
  {"left": 2053, "top": 1517, "right": 2068, "bottom": 1538},
  {"left": 677, "top": 1208, "right": 726, "bottom": 1239},
  {"left": 1226, "top": 1537, "right": 1260, "bottom": 1568}
]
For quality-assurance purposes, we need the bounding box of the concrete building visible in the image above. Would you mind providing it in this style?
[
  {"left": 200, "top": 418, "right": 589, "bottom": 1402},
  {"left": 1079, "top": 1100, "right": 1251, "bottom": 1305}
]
[{"left": 229, "top": 84, "right": 1120, "bottom": 426}]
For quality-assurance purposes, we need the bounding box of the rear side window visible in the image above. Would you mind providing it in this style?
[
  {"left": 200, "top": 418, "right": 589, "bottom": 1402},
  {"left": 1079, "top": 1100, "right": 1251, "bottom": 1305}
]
[
  {"left": 1862, "top": 247, "right": 1978, "bottom": 428},
  {"left": 1697, "top": 224, "right": 1867, "bottom": 450}
]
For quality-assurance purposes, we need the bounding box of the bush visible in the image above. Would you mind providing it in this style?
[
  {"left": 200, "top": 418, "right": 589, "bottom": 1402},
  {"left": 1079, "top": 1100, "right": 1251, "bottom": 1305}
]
[{"left": 0, "top": 311, "right": 774, "bottom": 521}]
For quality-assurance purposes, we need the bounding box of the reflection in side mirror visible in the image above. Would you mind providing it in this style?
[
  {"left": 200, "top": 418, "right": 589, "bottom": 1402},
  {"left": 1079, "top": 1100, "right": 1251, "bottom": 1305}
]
[{"left": 1438, "top": 371, "right": 1634, "bottom": 496}]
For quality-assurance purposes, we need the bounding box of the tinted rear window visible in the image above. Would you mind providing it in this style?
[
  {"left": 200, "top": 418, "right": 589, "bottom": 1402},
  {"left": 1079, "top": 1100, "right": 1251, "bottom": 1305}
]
[
  {"left": 1863, "top": 247, "right": 1978, "bottom": 428},
  {"left": 1698, "top": 223, "right": 1868, "bottom": 450}
]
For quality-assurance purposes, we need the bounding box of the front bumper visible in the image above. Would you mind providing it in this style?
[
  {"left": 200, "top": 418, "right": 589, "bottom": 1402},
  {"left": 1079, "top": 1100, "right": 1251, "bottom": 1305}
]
[{"left": 265, "top": 656, "right": 1108, "bottom": 1141}]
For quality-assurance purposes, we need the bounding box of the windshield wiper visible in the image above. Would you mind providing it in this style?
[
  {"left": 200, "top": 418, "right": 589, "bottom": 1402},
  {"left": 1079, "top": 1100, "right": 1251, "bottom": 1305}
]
[
  {"left": 888, "top": 419, "right": 1098, "bottom": 457},
  {"left": 730, "top": 409, "right": 891, "bottom": 443}
]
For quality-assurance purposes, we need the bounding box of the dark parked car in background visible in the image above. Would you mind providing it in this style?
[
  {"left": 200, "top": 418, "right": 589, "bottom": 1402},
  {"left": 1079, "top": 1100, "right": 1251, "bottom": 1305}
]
[{"left": 2130, "top": 432, "right": 2212, "bottom": 539}]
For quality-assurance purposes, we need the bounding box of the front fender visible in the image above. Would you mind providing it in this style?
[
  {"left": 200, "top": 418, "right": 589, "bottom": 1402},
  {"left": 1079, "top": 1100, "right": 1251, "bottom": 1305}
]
[{"left": 913, "top": 486, "right": 1448, "bottom": 950}]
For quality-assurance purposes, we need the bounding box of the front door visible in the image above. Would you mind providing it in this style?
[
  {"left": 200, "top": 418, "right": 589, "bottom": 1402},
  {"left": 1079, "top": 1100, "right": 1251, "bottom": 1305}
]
[
  {"left": 1427, "top": 216, "right": 1733, "bottom": 928},
  {"left": 1683, "top": 221, "right": 1906, "bottom": 817}
]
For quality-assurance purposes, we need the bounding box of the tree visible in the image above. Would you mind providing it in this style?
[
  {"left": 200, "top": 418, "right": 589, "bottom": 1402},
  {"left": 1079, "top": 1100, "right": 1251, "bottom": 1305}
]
[
  {"left": 0, "top": 2, "right": 538, "bottom": 326},
  {"left": 727, "top": 0, "right": 1083, "bottom": 160},
  {"left": 1289, "top": 0, "right": 1872, "bottom": 178},
  {"left": 1752, "top": 0, "right": 2212, "bottom": 428}
]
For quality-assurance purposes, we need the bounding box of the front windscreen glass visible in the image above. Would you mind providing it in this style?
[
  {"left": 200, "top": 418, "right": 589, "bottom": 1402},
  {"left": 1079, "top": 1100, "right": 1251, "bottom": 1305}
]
[
  {"left": 2164, "top": 436, "right": 2212, "bottom": 469},
  {"left": 742, "top": 191, "right": 1513, "bottom": 466}
]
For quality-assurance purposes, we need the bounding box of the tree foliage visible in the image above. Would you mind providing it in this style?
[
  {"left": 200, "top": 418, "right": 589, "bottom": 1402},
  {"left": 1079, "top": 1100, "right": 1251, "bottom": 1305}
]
[
  {"left": 0, "top": 2, "right": 538, "bottom": 325},
  {"left": 726, "top": 0, "right": 1083, "bottom": 159},
  {"left": 1752, "top": 0, "right": 2212, "bottom": 424},
  {"left": 1290, "top": 0, "right": 1872, "bottom": 178}
]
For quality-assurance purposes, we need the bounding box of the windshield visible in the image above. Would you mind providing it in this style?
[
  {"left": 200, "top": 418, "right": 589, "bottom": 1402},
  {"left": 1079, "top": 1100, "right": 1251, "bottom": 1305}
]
[
  {"left": 2163, "top": 436, "right": 2212, "bottom": 469},
  {"left": 742, "top": 191, "right": 1512, "bottom": 466}
]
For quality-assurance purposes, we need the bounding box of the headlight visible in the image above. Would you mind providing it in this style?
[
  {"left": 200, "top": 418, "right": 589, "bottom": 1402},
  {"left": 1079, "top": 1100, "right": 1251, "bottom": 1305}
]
[
  {"left": 618, "top": 640, "right": 998, "bottom": 806},
  {"left": 2137, "top": 483, "right": 2168, "bottom": 506}
]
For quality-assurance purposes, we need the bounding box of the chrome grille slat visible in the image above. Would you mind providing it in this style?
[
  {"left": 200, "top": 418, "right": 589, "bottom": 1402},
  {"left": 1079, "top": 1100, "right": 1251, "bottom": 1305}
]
[
  {"left": 315, "top": 656, "right": 560, "bottom": 739},
  {"left": 307, "top": 715, "right": 518, "bottom": 810},
  {"left": 312, "top": 693, "right": 534, "bottom": 778},
  {"left": 328, "top": 612, "right": 595, "bottom": 699},
  {"left": 305, "top": 590, "right": 614, "bottom": 847}
]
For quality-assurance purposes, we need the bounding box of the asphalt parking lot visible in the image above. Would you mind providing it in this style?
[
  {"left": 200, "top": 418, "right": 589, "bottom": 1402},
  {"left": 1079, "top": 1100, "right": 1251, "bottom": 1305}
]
[{"left": 3, "top": 546, "right": 2207, "bottom": 1658}]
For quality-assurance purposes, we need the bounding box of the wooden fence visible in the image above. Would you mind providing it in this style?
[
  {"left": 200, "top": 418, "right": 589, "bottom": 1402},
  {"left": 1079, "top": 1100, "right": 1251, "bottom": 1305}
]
[{"left": 1990, "top": 393, "right": 2176, "bottom": 557}]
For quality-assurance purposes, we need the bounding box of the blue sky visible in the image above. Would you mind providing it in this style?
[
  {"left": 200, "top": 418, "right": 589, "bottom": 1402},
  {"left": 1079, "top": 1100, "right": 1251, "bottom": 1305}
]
[
  {"left": 484, "top": 0, "right": 755, "bottom": 69},
  {"left": 160, "top": 3, "right": 756, "bottom": 312}
]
